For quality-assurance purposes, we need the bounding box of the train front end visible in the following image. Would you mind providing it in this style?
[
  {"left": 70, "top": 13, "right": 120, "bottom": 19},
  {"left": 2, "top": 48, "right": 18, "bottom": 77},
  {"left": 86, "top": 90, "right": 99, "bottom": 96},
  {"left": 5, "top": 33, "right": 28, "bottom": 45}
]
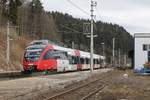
[{"left": 23, "top": 45, "right": 46, "bottom": 72}]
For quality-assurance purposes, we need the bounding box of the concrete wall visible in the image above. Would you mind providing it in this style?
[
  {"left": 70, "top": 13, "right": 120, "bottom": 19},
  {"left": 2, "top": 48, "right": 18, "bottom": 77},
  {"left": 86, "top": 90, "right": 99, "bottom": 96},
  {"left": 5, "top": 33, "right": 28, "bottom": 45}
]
[{"left": 134, "top": 34, "right": 150, "bottom": 70}]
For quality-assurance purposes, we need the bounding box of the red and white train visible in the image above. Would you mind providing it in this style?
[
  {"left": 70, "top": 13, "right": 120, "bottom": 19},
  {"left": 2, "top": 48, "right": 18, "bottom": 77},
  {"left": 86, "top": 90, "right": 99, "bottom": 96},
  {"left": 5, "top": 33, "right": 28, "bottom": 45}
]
[{"left": 23, "top": 40, "right": 105, "bottom": 73}]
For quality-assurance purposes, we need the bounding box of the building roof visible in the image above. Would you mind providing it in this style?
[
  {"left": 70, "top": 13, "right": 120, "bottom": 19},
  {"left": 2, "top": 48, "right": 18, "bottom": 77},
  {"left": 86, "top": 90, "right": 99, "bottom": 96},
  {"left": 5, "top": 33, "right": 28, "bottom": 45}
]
[{"left": 134, "top": 33, "right": 150, "bottom": 38}]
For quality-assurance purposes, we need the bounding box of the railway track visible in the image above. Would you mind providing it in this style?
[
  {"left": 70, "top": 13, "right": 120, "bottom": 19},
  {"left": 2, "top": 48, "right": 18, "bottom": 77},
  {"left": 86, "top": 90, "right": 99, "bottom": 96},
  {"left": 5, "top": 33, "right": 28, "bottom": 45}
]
[{"left": 45, "top": 78, "right": 106, "bottom": 100}]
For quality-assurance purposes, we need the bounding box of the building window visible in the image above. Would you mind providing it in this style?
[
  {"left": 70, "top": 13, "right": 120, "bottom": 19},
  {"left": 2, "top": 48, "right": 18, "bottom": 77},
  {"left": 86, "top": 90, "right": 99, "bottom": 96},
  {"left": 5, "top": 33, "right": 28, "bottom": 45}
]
[
  {"left": 149, "top": 45, "right": 150, "bottom": 50},
  {"left": 148, "top": 51, "right": 150, "bottom": 62},
  {"left": 143, "top": 44, "right": 148, "bottom": 51}
]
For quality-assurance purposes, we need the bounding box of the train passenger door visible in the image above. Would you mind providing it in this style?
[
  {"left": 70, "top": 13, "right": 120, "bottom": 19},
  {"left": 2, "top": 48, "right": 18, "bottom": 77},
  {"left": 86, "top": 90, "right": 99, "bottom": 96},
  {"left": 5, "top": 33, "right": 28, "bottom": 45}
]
[{"left": 56, "top": 52, "right": 69, "bottom": 72}]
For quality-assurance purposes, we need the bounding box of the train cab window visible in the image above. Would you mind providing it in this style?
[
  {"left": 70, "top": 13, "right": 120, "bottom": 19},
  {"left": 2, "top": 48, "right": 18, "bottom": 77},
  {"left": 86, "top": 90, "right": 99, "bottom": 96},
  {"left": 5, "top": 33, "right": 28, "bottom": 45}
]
[{"left": 43, "top": 50, "right": 54, "bottom": 60}]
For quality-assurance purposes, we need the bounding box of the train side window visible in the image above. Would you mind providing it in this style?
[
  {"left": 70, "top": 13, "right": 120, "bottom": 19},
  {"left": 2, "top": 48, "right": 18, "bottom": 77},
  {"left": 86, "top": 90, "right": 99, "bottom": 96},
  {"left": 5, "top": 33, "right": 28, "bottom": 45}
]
[
  {"left": 53, "top": 52, "right": 68, "bottom": 60},
  {"left": 80, "top": 58, "right": 84, "bottom": 64},
  {"left": 61, "top": 52, "right": 68, "bottom": 60},
  {"left": 68, "top": 55, "right": 72, "bottom": 64},
  {"left": 86, "top": 58, "right": 89, "bottom": 64},
  {"left": 73, "top": 56, "right": 78, "bottom": 64},
  {"left": 95, "top": 59, "right": 97, "bottom": 64},
  {"left": 96, "top": 59, "right": 99, "bottom": 64},
  {"left": 70, "top": 56, "right": 77, "bottom": 64},
  {"left": 98, "top": 59, "right": 100, "bottom": 64},
  {"left": 76, "top": 57, "right": 79, "bottom": 64},
  {"left": 73, "top": 57, "right": 80, "bottom": 64},
  {"left": 94, "top": 59, "right": 98, "bottom": 64},
  {"left": 93, "top": 59, "right": 96, "bottom": 64},
  {"left": 73, "top": 56, "right": 77, "bottom": 64},
  {"left": 59, "top": 53, "right": 66, "bottom": 60},
  {"left": 88, "top": 59, "right": 90, "bottom": 64}
]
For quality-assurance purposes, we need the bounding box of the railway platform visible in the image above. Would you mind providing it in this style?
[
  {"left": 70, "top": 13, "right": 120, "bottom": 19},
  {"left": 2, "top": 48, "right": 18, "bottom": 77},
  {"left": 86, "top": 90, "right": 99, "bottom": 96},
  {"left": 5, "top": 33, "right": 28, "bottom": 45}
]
[
  {"left": 0, "top": 68, "right": 112, "bottom": 100},
  {"left": 0, "top": 71, "right": 21, "bottom": 78}
]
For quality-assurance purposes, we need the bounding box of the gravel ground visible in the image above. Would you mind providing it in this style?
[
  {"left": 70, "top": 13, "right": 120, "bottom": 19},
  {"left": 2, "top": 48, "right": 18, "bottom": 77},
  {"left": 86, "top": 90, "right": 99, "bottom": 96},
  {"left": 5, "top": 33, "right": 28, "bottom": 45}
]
[
  {"left": 2, "top": 69, "right": 149, "bottom": 100},
  {"left": 0, "top": 69, "right": 111, "bottom": 100},
  {"left": 92, "top": 70, "right": 150, "bottom": 100},
  {"left": 42, "top": 69, "right": 150, "bottom": 100}
]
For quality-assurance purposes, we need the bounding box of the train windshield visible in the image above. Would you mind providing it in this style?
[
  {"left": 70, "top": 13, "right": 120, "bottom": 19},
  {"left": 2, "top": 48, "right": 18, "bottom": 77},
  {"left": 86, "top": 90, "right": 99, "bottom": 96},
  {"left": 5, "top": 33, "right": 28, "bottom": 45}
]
[{"left": 24, "top": 50, "right": 43, "bottom": 62}]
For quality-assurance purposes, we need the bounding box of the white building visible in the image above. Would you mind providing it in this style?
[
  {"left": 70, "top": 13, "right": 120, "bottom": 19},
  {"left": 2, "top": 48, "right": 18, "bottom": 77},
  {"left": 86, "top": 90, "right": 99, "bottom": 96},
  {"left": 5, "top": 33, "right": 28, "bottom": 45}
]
[{"left": 134, "top": 33, "right": 150, "bottom": 70}]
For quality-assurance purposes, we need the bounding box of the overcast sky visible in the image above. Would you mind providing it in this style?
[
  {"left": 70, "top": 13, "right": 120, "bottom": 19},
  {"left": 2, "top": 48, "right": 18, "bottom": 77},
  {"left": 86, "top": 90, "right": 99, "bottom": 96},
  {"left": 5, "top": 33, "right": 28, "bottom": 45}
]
[{"left": 41, "top": 0, "right": 150, "bottom": 35}]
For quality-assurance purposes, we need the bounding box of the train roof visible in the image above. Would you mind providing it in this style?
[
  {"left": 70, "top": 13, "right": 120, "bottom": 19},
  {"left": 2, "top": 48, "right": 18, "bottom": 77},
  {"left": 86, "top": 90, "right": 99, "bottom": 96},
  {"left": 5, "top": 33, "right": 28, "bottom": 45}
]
[
  {"left": 79, "top": 51, "right": 104, "bottom": 59},
  {"left": 26, "top": 45, "right": 47, "bottom": 50},
  {"left": 53, "top": 44, "right": 104, "bottom": 59},
  {"left": 29, "top": 40, "right": 49, "bottom": 45},
  {"left": 27, "top": 40, "right": 105, "bottom": 59}
]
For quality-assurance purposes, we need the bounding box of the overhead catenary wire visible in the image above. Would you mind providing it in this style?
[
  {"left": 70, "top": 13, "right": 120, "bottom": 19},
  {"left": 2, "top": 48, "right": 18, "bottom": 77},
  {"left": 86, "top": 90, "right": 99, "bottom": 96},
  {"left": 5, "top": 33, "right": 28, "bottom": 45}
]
[
  {"left": 95, "top": 0, "right": 102, "bottom": 22},
  {"left": 66, "top": 0, "right": 90, "bottom": 16},
  {"left": 95, "top": 6, "right": 101, "bottom": 21},
  {"left": 60, "top": 24, "right": 82, "bottom": 34}
]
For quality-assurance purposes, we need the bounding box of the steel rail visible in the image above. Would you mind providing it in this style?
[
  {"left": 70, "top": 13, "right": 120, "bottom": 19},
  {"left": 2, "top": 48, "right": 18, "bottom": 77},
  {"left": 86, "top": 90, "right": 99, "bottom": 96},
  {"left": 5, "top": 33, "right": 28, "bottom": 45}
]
[
  {"left": 45, "top": 78, "right": 104, "bottom": 100},
  {"left": 80, "top": 85, "right": 105, "bottom": 100}
]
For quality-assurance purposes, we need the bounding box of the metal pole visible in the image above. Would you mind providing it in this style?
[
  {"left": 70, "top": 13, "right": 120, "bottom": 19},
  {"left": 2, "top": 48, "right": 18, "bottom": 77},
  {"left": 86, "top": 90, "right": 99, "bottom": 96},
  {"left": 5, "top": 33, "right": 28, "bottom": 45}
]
[
  {"left": 103, "top": 43, "right": 105, "bottom": 57},
  {"left": 119, "top": 48, "right": 121, "bottom": 67},
  {"left": 90, "top": 0, "right": 96, "bottom": 73},
  {"left": 124, "top": 54, "right": 126, "bottom": 66},
  {"left": 6, "top": 21, "right": 10, "bottom": 65},
  {"left": 90, "top": 0, "right": 94, "bottom": 73},
  {"left": 101, "top": 43, "right": 105, "bottom": 67},
  {"left": 112, "top": 38, "right": 115, "bottom": 67},
  {"left": 72, "top": 41, "right": 75, "bottom": 49},
  {"left": 103, "top": 43, "right": 105, "bottom": 67}
]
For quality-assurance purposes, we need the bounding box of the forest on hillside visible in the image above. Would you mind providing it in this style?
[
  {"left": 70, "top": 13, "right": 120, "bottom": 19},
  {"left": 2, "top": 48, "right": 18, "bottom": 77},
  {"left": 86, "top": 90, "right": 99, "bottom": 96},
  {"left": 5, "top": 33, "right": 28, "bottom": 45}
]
[{"left": 0, "top": 0, "right": 133, "bottom": 64}]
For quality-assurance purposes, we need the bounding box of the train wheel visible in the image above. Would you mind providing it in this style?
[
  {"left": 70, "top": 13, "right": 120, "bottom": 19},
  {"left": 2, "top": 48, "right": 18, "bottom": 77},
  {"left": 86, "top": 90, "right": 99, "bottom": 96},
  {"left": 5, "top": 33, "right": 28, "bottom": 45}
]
[
  {"left": 22, "top": 70, "right": 32, "bottom": 74},
  {"left": 23, "top": 66, "right": 34, "bottom": 74},
  {"left": 43, "top": 70, "right": 49, "bottom": 75}
]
